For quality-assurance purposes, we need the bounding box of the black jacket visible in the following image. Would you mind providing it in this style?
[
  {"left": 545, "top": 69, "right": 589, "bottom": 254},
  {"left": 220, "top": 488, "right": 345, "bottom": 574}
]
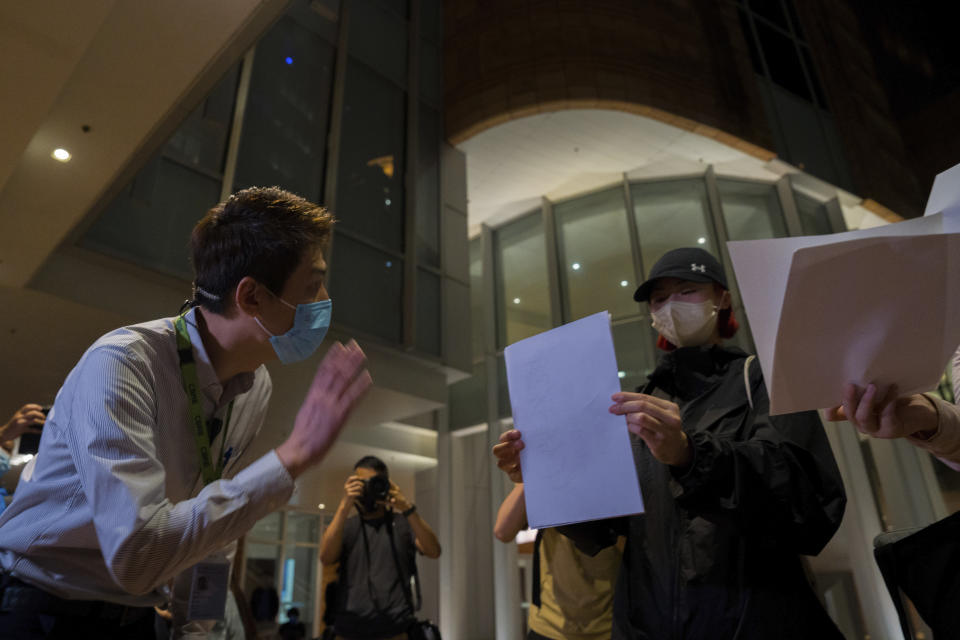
[{"left": 560, "top": 345, "right": 847, "bottom": 640}]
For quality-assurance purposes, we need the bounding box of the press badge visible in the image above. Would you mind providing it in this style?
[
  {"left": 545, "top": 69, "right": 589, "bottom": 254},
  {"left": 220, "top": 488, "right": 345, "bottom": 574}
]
[{"left": 186, "top": 554, "right": 231, "bottom": 621}]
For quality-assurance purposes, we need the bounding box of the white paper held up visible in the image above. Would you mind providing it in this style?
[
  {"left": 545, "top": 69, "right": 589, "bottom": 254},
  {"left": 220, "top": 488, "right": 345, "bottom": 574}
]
[
  {"left": 728, "top": 162, "right": 960, "bottom": 415},
  {"left": 504, "top": 311, "right": 644, "bottom": 528}
]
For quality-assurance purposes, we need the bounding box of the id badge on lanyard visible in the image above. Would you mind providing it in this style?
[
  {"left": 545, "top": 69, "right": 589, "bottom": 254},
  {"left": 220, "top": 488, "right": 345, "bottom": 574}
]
[
  {"left": 186, "top": 552, "right": 231, "bottom": 621},
  {"left": 174, "top": 314, "right": 233, "bottom": 485}
]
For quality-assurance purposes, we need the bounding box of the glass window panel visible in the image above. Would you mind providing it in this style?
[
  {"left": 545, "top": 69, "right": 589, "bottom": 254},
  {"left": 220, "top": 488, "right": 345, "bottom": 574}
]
[
  {"left": 165, "top": 64, "right": 239, "bottom": 175},
  {"left": 784, "top": 0, "right": 805, "bottom": 41},
  {"left": 800, "top": 45, "right": 827, "bottom": 108},
  {"left": 370, "top": 0, "right": 409, "bottom": 20},
  {"left": 329, "top": 234, "right": 404, "bottom": 343},
  {"left": 280, "top": 545, "right": 318, "bottom": 627},
  {"left": 794, "top": 191, "right": 833, "bottom": 236},
  {"left": 420, "top": 40, "right": 441, "bottom": 107},
  {"left": 449, "top": 360, "right": 487, "bottom": 430},
  {"left": 718, "top": 179, "right": 787, "bottom": 241},
  {"left": 288, "top": 0, "right": 341, "bottom": 44},
  {"left": 748, "top": 0, "right": 789, "bottom": 31},
  {"left": 244, "top": 542, "right": 282, "bottom": 596},
  {"left": 416, "top": 268, "right": 441, "bottom": 356},
  {"left": 470, "top": 237, "right": 484, "bottom": 358},
  {"left": 249, "top": 512, "right": 283, "bottom": 541},
  {"left": 335, "top": 60, "right": 407, "bottom": 252},
  {"left": 494, "top": 212, "right": 551, "bottom": 347},
  {"left": 631, "top": 179, "right": 717, "bottom": 277},
  {"left": 233, "top": 14, "right": 336, "bottom": 202},
  {"left": 416, "top": 105, "right": 441, "bottom": 266},
  {"left": 554, "top": 187, "right": 638, "bottom": 321},
  {"left": 737, "top": 9, "right": 764, "bottom": 75},
  {"left": 754, "top": 19, "right": 812, "bottom": 101},
  {"left": 285, "top": 512, "right": 320, "bottom": 544},
  {"left": 82, "top": 157, "right": 221, "bottom": 280},
  {"left": 611, "top": 320, "right": 658, "bottom": 393},
  {"left": 420, "top": 0, "right": 441, "bottom": 42},
  {"left": 348, "top": 0, "right": 408, "bottom": 89}
]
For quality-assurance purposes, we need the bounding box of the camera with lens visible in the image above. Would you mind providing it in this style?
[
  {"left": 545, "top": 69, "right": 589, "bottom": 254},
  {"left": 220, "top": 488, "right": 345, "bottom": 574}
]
[{"left": 360, "top": 474, "right": 391, "bottom": 511}]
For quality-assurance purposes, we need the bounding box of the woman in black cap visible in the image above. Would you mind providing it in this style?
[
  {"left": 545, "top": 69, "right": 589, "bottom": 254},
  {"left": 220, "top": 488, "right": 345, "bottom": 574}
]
[{"left": 494, "top": 247, "right": 847, "bottom": 639}]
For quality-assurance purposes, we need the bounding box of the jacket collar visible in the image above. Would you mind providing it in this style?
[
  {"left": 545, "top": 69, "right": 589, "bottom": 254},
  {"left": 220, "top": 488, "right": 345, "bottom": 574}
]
[{"left": 645, "top": 344, "right": 747, "bottom": 401}]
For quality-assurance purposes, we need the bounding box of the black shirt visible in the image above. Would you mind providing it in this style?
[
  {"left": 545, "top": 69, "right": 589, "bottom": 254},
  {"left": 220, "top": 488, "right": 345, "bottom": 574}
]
[{"left": 333, "top": 512, "right": 416, "bottom": 639}]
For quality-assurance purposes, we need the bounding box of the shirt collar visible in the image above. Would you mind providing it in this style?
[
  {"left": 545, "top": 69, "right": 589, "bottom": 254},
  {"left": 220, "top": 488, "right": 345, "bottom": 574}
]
[{"left": 181, "top": 307, "right": 255, "bottom": 407}]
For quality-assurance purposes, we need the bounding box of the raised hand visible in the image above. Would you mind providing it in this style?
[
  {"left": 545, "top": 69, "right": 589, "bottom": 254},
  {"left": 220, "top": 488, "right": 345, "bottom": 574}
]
[{"left": 276, "top": 340, "right": 373, "bottom": 478}]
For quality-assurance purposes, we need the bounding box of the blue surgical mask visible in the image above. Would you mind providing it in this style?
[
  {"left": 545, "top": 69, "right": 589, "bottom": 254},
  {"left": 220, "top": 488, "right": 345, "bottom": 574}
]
[{"left": 255, "top": 295, "right": 332, "bottom": 364}]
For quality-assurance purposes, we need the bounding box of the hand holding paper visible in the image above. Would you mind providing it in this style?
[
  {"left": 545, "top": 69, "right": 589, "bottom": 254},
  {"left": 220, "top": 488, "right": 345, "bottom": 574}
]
[
  {"left": 727, "top": 163, "right": 960, "bottom": 415},
  {"left": 503, "top": 311, "right": 644, "bottom": 529}
]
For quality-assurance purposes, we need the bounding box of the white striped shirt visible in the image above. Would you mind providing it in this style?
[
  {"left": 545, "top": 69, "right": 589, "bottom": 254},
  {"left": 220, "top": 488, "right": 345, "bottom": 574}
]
[{"left": 0, "top": 307, "right": 294, "bottom": 606}]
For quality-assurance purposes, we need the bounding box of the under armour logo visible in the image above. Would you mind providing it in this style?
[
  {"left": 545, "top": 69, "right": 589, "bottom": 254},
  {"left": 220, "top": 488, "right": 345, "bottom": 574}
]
[{"left": 691, "top": 263, "right": 706, "bottom": 273}]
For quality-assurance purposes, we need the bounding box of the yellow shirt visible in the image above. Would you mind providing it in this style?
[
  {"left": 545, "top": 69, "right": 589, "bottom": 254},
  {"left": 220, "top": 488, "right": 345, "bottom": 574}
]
[{"left": 528, "top": 528, "right": 622, "bottom": 640}]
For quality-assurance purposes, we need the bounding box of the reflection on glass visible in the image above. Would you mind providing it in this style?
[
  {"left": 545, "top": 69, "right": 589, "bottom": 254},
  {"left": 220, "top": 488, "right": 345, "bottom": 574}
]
[
  {"left": 249, "top": 512, "right": 283, "bottom": 541},
  {"left": 794, "top": 191, "right": 833, "bottom": 235},
  {"left": 717, "top": 179, "right": 787, "bottom": 241},
  {"left": 285, "top": 512, "right": 320, "bottom": 544},
  {"left": 83, "top": 157, "right": 221, "bottom": 280},
  {"left": 81, "top": 65, "right": 239, "bottom": 278},
  {"left": 233, "top": 13, "right": 336, "bottom": 202},
  {"left": 416, "top": 268, "right": 441, "bottom": 356},
  {"left": 336, "top": 60, "right": 407, "bottom": 252},
  {"left": 329, "top": 234, "right": 404, "bottom": 343},
  {"left": 449, "top": 360, "right": 487, "bottom": 429},
  {"left": 631, "top": 179, "right": 717, "bottom": 276},
  {"left": 494, "top": 212, "right": 550, "bottom": 347},
  {"left": 611, "top": 320, "right": 658, "bottom": 392},
  {"left": 348, "top": 0, "right": 408, "bottom": 89},
  {"left": 555, "top": 187, "right": 638, "bottom": 321},
  {"left": 280, "top": 545, "right": 318, "bottom": 628},
  {"left": 416, "top": 105, "right": 441, "bottom": 266},
  {"left": 470, "top": 237, "right": 484, "bottom": 358},
  {"left": 244, "top": 542, "right": 281, "bottom": 597}
]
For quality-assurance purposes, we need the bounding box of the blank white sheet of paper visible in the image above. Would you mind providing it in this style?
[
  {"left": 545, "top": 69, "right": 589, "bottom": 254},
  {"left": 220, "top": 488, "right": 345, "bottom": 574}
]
[
  {"left": 727, "top": 162, "right": 960, "bottom": 415},
  {"left": 504, "top": 310, "right": 644, "bottom": 529}
]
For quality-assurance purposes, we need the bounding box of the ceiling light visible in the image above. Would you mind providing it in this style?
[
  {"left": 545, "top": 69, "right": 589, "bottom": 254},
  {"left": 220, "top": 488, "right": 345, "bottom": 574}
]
[
  {"left": 620, "top": 280, "right": 628, "bottom": 287},
  {"left": 697, "top": 237, "right": 706, "bottom": 245},
  {"left": 52, "top": 148, "right": 71, "bottom": 162},
  {"left": 618, "top": 371, "right": 626, "bottom": 379},
  {"left": 513, "top": 297, "right": 521, "bottom": 304},
  {"left": 317, "top": 503, "right": 325, "bottom": 510},
  {"left": 571, "top": 263, "right": 581, "bottom": 271}
]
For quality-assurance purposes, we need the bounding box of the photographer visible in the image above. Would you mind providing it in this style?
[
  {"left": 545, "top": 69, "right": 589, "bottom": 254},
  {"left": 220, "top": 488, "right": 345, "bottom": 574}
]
[{"left": 320, "top": 456, "right": 440, "bottom": 640}]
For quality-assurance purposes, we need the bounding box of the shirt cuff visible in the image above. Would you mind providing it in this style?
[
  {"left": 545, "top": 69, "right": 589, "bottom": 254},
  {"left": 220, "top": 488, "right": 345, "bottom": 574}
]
[
  {"left": 230, "top": 450, "right": 295, "bottom": 512},
  {"left": 912, "top": 394, "right": 960, "bottom": 470}
]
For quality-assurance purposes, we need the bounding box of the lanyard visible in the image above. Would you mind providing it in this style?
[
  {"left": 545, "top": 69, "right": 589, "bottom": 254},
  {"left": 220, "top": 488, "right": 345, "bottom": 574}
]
[{"left": 174, "top": 313, "right": 233, "bottom": 485}]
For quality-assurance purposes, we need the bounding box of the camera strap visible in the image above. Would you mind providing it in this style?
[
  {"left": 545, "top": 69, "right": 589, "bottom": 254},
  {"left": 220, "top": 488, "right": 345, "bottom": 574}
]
[
  {"left": 174, "top": 313, "right": 233, "bottom": 485},
  {"left": 356, "top": 508, "right": 421, "bottom": 616}
]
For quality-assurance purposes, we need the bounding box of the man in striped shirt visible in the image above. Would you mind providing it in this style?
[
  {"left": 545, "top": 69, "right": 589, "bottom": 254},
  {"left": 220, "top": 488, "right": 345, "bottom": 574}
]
[{"left": 0, "top": 187, "right": 372, "bottom": 639}]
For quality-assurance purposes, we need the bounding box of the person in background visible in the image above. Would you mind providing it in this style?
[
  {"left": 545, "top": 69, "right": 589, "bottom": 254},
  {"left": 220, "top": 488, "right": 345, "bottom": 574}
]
[
  {"left": 495, "top": 247, "right": 847, "bottom": 639},
  {"left": 278, "top": 607, "right": 306, "bottom": 640},
  {"left": 0, "top": 404, "right": 45, "bottom": 476},
  {"left": 320, "top": 456, "right": 441, "bottom": 640},
  {"left": 494, "top": 480, "right": 622, "bottom": 640}
]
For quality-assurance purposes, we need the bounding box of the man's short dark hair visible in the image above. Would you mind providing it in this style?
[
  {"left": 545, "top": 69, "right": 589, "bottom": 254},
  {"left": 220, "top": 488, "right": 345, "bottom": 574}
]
[
  {"left": 190, "top": 186, "right": 334, "bottom": 314},
  {"left": 354, "top": 455, "right": 388, "bottom": 475}
]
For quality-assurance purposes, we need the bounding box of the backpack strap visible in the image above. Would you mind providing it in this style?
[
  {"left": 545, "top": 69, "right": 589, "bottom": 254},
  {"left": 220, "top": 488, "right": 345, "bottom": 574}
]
[{"left": 743, "top": 355, "right": 756, "bottom": 410}]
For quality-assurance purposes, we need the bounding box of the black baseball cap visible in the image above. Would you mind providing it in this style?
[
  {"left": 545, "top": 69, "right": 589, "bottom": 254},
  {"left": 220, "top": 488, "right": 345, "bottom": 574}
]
[{"left": 633, "top": 247, "right": 728, "bottom": 302}]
